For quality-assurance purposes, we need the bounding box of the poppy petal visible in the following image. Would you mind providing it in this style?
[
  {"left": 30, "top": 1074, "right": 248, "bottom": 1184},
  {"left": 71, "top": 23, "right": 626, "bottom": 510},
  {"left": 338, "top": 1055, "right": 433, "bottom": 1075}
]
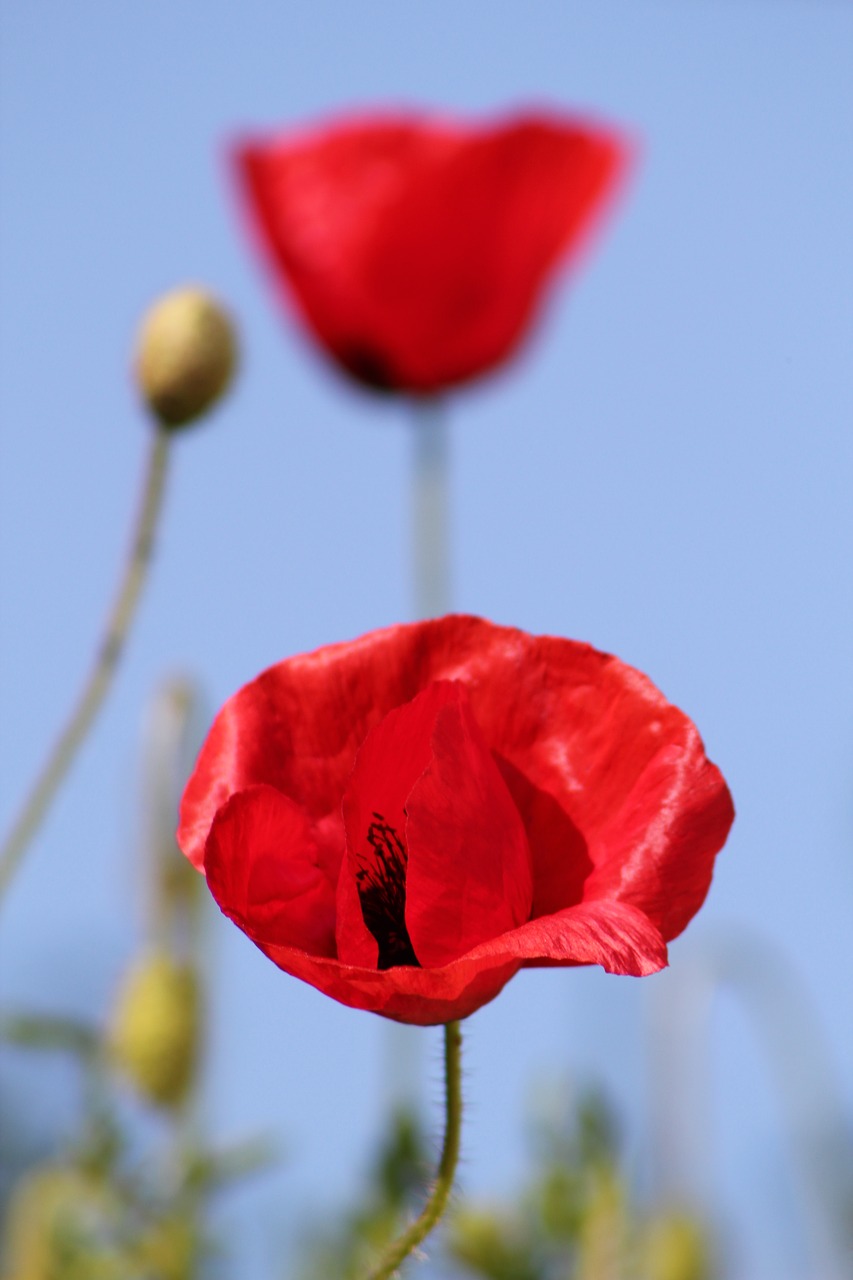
[
  {"left": 336, "top": 681, "right": 462, "bottom": 968},
  {"left": 405, "top": 686, "right": 533, "bottom": 967},
  {"left": 234, "top": 111, "right": 629, "bottom": 392},
  {"left": 256, "top": 938, "right": 523, "bottom": 1025},
  {"left": 178, "top": 616, "right": 733, "bottom": 1024},
  {"left": 495, "top": 756, "right": 591, "bottom": 917},
  {"left": 204, "top": 785, "right": 338, "bottom": 958},
  {"left": 181, "top": 617, "right": 733, "bottom": 943},
  {"left": 252, "top": 899, "right": 663, "bottom": 1025},
  {"left": 581, "top": 737, "right": 735, "bottom": 941},
  {"left": 508, "top": 899, "right": 668, "bottom": 975}
]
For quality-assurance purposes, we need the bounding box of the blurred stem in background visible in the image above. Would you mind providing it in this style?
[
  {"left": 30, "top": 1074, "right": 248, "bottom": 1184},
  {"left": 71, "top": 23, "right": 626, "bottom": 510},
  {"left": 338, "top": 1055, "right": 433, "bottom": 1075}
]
[
  {"left": 299, "top": 1079, "right": 715, "bottom": 1280},
  {"left": 412, "top": 399, "right": 451, "bottom": 621},
  {"left": 0, "top": 671, "right": 271, "bottom": 1279},
  {"left": 0, "top": 283, "right": 237, "bottom": 916},
  {"left": 383, "top": 399, "right": 453, "bottom": 1143},
  {"left": 297, "top": 1106, "right": 432, "bottom": 1280},
  {"left": 140, "top": 677, "right": 209, "bottom": 960},
  {"left": 109, "top": 675, "right": 209, "bottom": 1122},
  {"left": 649, "top": 930, "right": 853, "bottom": 1280},
  {"left": 0, "top": 431, "right": 171, "bottom": 910}
]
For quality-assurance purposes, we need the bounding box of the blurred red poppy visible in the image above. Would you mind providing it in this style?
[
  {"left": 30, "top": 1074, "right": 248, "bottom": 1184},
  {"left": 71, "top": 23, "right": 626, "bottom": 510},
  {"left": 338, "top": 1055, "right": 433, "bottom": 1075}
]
[
  {"left": 178, "top": 617, "right": 733, "bottom": 1025},
  {"left": 233, "top": 110, "right": 629, "bottom": 393}
]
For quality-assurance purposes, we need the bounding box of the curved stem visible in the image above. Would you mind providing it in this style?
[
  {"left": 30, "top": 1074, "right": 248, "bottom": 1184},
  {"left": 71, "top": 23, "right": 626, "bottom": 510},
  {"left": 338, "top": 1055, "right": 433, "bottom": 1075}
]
[
  {"left": 0, "top": 429, "right": 171, "bottom": 908},
  {"left": 366, "top": 1020, "right": 463, "bottom": 1280}
]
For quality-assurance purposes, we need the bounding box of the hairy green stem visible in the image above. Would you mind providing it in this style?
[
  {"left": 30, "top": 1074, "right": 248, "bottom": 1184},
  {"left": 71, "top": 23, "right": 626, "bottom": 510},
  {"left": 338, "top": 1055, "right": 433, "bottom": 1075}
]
[
  {"left": 0, "top": 430, "right": 171, "bottom": 908},
  {"left": 366, "top": 1020, "right": 463, "bottom": 1280}
]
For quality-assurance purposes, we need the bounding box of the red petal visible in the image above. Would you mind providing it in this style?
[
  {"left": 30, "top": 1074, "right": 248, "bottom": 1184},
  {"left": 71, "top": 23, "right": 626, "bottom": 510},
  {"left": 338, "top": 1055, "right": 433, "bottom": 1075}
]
[
  {"left": 251, "top": 899, "right": 664, "bottom": 1026},
  {"left": 337, "top": 682, "right": 460, "bottom": 967},
  {"left": 393, "top": 619, "right": 733, "bottom": 944},
  {"left": 178, "top": 643, "right": 372, "bottom": 872},
  {"left": 233, "top": 111, "right": 629, "bottom": 392},
  {"left": 405, "top": 687, "right": 532, "bottom": 967},
  {"left": 496, "top": 756, "right": 591, "bottom": 917},
  {"left": 256, "top": 939, "right": 522, "bottom": 1025},
  {"left": 511, "top": 899, "right": 668, "bottom": 975},
  {"left": 178, "top": 612, "right": 732, "bottom": 1023},
  {"left": 179, "top": 617, "right": 734, "bottom": 953},
  {"left": 580, "top": 738, "right": 735, "bottom": 941},
  {"left": 204, "top": 785, "right": 339, "bottom": 958}
]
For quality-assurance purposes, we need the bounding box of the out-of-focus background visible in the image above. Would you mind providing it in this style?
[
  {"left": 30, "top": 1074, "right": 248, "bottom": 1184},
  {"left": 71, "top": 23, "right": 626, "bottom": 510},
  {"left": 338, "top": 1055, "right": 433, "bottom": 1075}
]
[{"left": 1, "top": 3, "right": 851, "bottom": 1278}]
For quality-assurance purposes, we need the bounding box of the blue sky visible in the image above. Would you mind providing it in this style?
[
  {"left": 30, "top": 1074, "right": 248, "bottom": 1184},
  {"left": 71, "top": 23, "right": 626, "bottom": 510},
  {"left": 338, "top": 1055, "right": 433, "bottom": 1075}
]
[{"left": 1, "top": 3, "right": 851, "bottom": 1278}]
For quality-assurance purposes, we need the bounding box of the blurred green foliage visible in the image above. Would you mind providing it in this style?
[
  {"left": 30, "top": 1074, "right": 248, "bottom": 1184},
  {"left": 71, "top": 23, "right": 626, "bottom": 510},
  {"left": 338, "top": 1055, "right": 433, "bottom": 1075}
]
[
  {"left": 296, "top": 1105, "right": 431, "bottom": 1280},
  {"left": 296, "top": 1087, "right": 713, "bottom": 1280},
  {"left": 0, "top": 1004, "right": 272, "bottom": 1280},
  {"left": 0, "top": 674, "right": 271, "bottom": 1280}
]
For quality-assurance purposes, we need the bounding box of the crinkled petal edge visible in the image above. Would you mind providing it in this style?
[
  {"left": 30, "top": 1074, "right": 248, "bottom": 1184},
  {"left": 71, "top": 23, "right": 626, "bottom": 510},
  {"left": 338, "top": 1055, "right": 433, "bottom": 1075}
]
[{"left": 250, "top": 898, "right": 667, "bottom": 1025}]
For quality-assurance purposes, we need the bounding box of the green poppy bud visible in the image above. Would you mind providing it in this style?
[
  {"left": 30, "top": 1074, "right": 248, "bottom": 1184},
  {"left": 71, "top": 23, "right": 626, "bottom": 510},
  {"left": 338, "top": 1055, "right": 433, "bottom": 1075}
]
[
  {"left": 642, "top": 1211, "right": 712, "bottom": 1280},
  {"left": 135, "top": 286, "right": 237, "bottom": 429},
  {"left": 109, "top": 949, "right": 202, "bottom": 1108},
  {"left": 133, "top": 1215, "right": 198, "bottom": 1280},
  {"left": 576, "top": 1168, "right": 627, "bottom": 1280},
  {"left": 0, "top": 1165, "right": 110, "bottom": 1279}
]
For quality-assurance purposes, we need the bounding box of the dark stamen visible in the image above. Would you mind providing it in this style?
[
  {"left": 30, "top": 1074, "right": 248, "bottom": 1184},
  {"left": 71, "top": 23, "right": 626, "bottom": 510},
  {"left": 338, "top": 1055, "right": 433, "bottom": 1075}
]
[{"left": 356, "top": 811, "right": 419, "bottom": 970}]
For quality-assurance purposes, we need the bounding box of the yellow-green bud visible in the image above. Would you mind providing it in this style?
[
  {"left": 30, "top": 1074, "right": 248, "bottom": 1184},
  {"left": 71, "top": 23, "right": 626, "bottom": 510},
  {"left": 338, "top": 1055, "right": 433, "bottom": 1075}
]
[
  {"left": 1, "top": 1164, "right": 111, "bottom": 1280},
  {"left": 134, "top": 286, "right": 237, "bottom": 429},
  {"left": 642, "top": 1211, "right": 712, "bottom": 1280},
  {"left": 133, "top": 1215, "right": 198, "bottom": 1280},
  {"left": 109, "top": 949, "right": 202, "bottom": 1108},
  {"left": 576, "top": 1167, "right": 627, "bottom": 1280}
]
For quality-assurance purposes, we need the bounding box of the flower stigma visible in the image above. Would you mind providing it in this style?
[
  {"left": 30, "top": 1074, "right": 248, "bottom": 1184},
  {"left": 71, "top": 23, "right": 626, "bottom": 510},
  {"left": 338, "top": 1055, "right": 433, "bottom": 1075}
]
[{"left": 356, "top": 812, "right": 419, "bottom": 969}]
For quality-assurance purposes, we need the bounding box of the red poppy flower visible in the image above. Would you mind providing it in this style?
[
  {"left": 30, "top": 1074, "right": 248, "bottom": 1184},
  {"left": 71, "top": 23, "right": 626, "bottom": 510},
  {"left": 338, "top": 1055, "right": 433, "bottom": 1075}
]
[
  {"left": 178, "top": 617, "right": 733, "bottom": 1026},
  {"left": 233, "top": 110, "right": 629, "bottom": 392}
]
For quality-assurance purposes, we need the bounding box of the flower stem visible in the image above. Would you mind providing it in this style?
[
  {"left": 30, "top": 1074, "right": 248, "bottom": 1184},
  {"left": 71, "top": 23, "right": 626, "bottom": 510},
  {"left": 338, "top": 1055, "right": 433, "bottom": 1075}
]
[
  {"left": 411, "top": 399, "right": 451, "bottom": 618},
  {"left": 366, "top": 1020, "right": 463, "bottom": 1280},
  {"left": 0, "top": 429, "right": 171, "bottom": 909}
]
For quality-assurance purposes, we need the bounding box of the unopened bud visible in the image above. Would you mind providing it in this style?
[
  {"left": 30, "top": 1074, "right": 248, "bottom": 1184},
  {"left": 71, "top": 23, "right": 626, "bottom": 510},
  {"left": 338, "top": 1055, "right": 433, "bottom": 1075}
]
[
  {"left": 577, "top": 1167, "right": 627, "bottom": 1280},
  {"left": 135, "top": 286, "right": 237, "bottom": 429},
  {"left": 109, "top": 949, "right": 202, "bottom": 1107},
  {"left": 642, "top": 1211, "right": 712, "bottom": 1280},
  {"left": 1, "top": 1165, "right": 110, "bottom": 1279},
  {"left": 135, "top": 1215, "right": 197, "bottom": 1280}
]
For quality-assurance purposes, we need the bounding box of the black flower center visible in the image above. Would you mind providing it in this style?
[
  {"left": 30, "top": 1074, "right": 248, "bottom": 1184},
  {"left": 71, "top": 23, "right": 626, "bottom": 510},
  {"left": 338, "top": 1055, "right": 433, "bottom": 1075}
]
[
  {"left": 356, "top": 812, "right": 420, "bottom": 970},
  {"left": 340, "top": 343, "right": 396, "bottom": 392}
]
